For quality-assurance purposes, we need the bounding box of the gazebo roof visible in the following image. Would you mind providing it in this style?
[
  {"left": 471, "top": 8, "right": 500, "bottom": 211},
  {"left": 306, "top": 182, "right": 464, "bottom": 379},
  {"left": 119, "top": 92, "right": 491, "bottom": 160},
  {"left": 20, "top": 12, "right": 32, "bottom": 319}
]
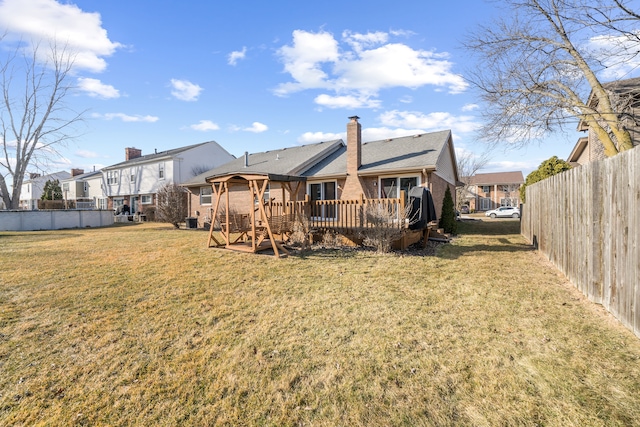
[{"left": 205, "top": 172, "right": 307, "bottom": 184}]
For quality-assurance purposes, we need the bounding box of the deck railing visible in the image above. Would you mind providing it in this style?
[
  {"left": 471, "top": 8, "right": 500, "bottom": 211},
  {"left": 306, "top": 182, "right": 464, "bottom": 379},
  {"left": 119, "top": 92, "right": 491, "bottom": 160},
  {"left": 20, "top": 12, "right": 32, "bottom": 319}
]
[{"left": 261, "top": 192, "right": 409, "bottom": 234}]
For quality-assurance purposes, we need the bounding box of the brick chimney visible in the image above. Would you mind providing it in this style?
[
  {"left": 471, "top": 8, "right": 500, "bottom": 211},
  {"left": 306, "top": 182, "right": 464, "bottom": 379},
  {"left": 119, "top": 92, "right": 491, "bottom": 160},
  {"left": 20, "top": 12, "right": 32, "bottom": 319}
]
[
  {"left": 340, "top": 116, "right": 366, "bottom": 200},
  {"left": 71, "top": 168, "right": 84, "bottom": 177},
  {"left": 347, "top": 116, "right": 362, "bottom": 175},
  {"left": 125, "top": 147, "right": 142, "bottom": 161}
]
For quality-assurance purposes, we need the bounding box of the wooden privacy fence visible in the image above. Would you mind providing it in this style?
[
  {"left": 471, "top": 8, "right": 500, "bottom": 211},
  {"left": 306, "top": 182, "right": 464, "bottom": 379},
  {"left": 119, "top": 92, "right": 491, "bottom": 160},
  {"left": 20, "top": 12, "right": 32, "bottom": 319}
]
[{"left": 521, "top": 147, "right": 640, "bottom": 338}]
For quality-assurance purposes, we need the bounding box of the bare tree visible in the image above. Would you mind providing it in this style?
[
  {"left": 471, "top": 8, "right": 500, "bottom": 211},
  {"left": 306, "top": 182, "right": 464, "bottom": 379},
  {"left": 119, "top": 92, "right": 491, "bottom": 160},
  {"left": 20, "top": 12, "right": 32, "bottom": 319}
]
[
  {"left": 464, "top": 0, "right": 639, "bottom": 157},
  {"left": 0, "top": 39, "right": 82, "bottom": 209},
  {"left": 455, "top": 150, "right": 489, "bottom": 210},
  {"left": 156, "top": 183, "right": 188, "bottom": 228}
]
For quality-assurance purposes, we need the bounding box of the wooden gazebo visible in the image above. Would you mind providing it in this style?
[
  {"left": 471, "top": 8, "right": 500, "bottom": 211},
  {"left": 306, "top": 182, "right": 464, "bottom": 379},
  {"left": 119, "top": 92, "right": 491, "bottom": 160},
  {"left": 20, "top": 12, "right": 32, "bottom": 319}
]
[{"left": 206, "top": 172, "right": 306, "bottom": 258}]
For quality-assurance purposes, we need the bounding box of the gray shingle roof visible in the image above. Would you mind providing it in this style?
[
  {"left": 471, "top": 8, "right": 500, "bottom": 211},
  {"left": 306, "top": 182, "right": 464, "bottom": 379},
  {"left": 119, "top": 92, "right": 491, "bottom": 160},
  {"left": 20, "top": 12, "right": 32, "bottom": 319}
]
[
  {"left": 60, "top": 170, "right": 102, "bottom": 181},
  {"left": 468, "top": 171, "right": 524, "bottom": 185},
  {"left": 102, "top": 142, "right": 210, "bottom": 170},
  {"left": 302, "top": 130, "right": 452, "bottom": 177},
  {"left": 182, "top": 140, "right": 342, "bottom": 186}
]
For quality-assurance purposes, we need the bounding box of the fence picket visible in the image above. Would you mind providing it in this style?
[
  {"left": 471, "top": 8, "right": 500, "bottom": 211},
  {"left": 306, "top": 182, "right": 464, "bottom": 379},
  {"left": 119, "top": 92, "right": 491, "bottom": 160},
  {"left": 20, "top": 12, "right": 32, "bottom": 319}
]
[{"left": 522, "top": 148, "right": 640, "bottom": 338}]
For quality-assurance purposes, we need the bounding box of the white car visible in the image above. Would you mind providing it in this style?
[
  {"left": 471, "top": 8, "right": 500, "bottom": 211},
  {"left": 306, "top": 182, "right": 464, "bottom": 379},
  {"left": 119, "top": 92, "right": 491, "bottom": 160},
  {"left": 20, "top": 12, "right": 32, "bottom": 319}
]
[{"left": 485, "top": 206, "right": 520, "bottom": 218}]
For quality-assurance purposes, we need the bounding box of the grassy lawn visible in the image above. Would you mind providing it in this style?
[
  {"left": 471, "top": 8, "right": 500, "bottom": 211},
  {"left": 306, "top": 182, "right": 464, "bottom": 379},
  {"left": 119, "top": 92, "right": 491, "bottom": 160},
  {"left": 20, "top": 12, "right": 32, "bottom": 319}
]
[{"left": 1, "top": 220, "right": 639, "bottom": 426}]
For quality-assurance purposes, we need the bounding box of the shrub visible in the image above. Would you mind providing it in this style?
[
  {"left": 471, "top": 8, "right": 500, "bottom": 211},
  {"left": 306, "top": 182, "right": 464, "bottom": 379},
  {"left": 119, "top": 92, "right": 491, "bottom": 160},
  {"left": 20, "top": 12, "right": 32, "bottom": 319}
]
[
  {"left": 439, "top": 187, "right": 457, "bottom": 234},
  {"left": 155, "top": 183, "right": 188, "bottom": 228}
]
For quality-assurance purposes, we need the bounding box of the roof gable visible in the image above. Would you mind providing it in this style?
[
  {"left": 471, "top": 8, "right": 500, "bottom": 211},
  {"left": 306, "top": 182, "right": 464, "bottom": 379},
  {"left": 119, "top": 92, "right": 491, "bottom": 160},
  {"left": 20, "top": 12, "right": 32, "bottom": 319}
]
[
  {"left": 183, "top": 140, "right": 343, "bottom": 186},
  {"left": 103, "top": 142, "right": 211, "bottom": 170}
]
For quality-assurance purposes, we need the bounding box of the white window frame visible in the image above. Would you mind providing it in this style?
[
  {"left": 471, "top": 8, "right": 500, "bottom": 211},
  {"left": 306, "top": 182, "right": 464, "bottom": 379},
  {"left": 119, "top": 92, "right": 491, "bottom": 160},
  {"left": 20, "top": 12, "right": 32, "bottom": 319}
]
[
  {"left": 98, "top": 198, "right": 108, "bottom": 210},
  {"left": 141, "top": 195, "right": 153, "bottom": 205},
  {"left": 107, "top": 171, "right": 118, "bottom": 185},
  {"left": 500, "top": 197, "right": 519, "bottom": 207},
  {"left": 307, "top": 180, "right": 338, "bottom": 219},
  {"left": 200, "top": 187, "right": 212, "bottom": 205},
  {"left": 158, "top": 162, "right": 165, "bottom": 180},
  {"left": 378, "top": 175, "right": 421, "bottom": 199}
]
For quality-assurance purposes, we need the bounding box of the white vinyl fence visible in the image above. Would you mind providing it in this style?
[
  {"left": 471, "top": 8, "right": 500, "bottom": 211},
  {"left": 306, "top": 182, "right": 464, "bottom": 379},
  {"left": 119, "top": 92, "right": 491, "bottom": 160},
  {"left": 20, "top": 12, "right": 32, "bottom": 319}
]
[{"left": 0, "top": 210, "right": 114, "bottom": 231}]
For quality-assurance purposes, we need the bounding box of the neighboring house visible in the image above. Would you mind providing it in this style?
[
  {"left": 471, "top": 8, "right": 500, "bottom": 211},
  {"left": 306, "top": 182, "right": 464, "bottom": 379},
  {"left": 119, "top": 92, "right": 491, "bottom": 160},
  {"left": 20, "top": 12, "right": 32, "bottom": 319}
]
[
  {"left": 19, "top": 171, "right": 72, "bottom": 210},
  {"left": 184, "top": 116, "right": 459, "bottom": 228},
  {"left": 464, "top": 171, "right": 524, "bottom": 212},
  {"left": 101, "top": 141, "right": 234, "bottom": 214},
  {"left": 60, "top": 168, "right": 105, "bottom": 209},
  {"left": 569, "top": 77, "right": 640, "bottom": 166}
]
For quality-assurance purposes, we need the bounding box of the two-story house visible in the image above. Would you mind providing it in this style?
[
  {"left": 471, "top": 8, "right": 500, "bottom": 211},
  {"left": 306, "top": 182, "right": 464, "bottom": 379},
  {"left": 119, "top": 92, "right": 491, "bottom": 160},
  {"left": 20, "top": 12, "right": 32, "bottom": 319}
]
[
  {"left": 101, "top": 141, "right": 234, "bottom": 215},
  {"left": 60, "top": 168, "right": 105, "bottom": 209},
  {"left": 568, "top": 77, "right": 640, "bottom": 166},
  {"left": 19, "top": 171, "right": 72, "bottom": 210},
  {"left": 464, "top": 171, "right": 524, "bottom": 212}
]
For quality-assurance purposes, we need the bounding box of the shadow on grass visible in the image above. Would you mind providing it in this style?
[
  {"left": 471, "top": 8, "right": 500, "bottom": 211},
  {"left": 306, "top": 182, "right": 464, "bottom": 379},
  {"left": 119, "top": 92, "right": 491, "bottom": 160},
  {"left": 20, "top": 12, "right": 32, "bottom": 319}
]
[{"left": 436, "top": 219, "right": 534, "bottom": 260}]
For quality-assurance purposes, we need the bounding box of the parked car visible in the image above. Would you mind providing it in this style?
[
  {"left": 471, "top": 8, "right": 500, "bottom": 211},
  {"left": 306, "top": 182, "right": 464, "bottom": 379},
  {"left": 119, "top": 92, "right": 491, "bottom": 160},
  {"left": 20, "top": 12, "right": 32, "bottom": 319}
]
[
  {"left": 460, "top": 205, "right": 470, "bottom": 214},
  {"left": 485, "top": 206, "right": 520, "bottom": 218}
]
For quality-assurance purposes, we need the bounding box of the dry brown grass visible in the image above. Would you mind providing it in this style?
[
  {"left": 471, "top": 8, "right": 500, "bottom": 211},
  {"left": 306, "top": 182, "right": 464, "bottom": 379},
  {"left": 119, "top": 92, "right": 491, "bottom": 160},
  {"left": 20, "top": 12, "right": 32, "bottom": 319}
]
[{"left": 1, "top": 220, "right": 640, "bottom": 426}]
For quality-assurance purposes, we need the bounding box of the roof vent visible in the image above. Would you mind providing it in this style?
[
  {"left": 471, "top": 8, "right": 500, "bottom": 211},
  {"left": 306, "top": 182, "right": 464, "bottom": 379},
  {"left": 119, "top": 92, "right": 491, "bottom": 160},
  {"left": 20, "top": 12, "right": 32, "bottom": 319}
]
[{"left": 244, "top": 151, "right": 249, "bottom": 167}]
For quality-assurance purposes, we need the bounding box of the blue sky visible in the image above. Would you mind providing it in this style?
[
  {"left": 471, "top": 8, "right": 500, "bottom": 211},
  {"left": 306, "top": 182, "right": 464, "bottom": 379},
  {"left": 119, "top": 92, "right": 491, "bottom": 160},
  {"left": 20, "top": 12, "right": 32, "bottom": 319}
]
[{"left": 0, "top": 0, "right": 621, "bottom": 178}]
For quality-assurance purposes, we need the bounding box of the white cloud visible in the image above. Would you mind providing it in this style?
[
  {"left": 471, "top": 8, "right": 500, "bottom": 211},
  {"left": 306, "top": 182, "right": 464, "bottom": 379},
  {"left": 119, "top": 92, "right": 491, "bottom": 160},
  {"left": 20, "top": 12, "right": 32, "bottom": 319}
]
[
  {"left": 75, "top": 149, "right": 99, "bottom": 158},
  {"left": 314, "top": 94, "right": 382, "bottom": 109},
  {"left": 462, "top": 103, "right": 479, "bottom": 112},
  {"left": 190, "top": 120, "right": 220, "bottom": 131},
  {"left": 95, "top": 113, "right": 159, "bottom": 123},
  {"left": 589, "top": 31, "right": 640, "bottom": 79},
  {"left": 274, "top": 30, "right": 340, "bottom": 95},
  {"left": 0, "top": 0, "right": 122, "bottom": 73},
  {"left": 170, "top": 79, "right": 203, "bottom": 101},
  {"left": 243, "top": 122, "right": 268, "bottom": 133},
  {"left": 378, "top": 110, "right": 481, "bottom": 134},
  {"left": 77, "top": 77, "right": 120, "bottom": 99},
  {"left": 228, "top": 47, "right": 247, "bottom": 66},
  {"left": 297, "top": 131, "right": 344, "bottom": 144},
  {"left": 274, "top": 29, "right": 468, "bottom": 107}
]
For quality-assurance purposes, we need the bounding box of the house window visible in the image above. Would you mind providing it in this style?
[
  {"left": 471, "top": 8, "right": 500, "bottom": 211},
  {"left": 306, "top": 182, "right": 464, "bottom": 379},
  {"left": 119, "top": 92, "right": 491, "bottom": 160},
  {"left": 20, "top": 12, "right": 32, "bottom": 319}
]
[
  {"left": 83, "top": 182, "right": 88, "bottom": 193},
  {"left": 158, "top": 163, "right": 165, "bottom": 180},
  {"left": 62, "top": 183, "right": 69, "bottom": 192},
  {"left": 380, "top": 176, "right": 419, "bottom": 199},
  {"left": 98, "top": 198, "right": 108, "bottom": 210},
  {"left": 309, "top": 181, "right": 337, "bottom": 219},
  {"left": 482, "top": 185, "right": 491, "bottom": 194},
  {"left": 113, "top": 198, "right": 124, "bottom": 210},
  {"left": 141, "top": 195, "right": 152, "bottom": 205},
  {"left": 200, "top": 187, "right": 212, "bottom": 205},
  {"left": 501, "top": 198, "right": 518, "bottom": 207},
  {"left": 130, "top": 169, "right": 136, "bottom": 183},
  {"left": 479, "top": 197, "right": 492, "bottom": 211},
  {"left": 107, "top": 171, "right": 118, "bottom": 185}
]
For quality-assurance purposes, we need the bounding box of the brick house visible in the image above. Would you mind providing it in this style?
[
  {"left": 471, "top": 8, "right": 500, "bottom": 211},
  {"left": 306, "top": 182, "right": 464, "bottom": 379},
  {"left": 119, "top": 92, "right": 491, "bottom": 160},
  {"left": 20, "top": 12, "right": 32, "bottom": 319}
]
[
  {"left": 569, "top": 77, "right": 640, "bottom": 166},
  {"left": 183, "top": 116, "right": 459, "bottom": 228},
  {"left": 463, "top": 171, "right": 524, "bottom": 212},
  {"left": 101, "top": 141, "right": 234, "bottom": 215}
]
